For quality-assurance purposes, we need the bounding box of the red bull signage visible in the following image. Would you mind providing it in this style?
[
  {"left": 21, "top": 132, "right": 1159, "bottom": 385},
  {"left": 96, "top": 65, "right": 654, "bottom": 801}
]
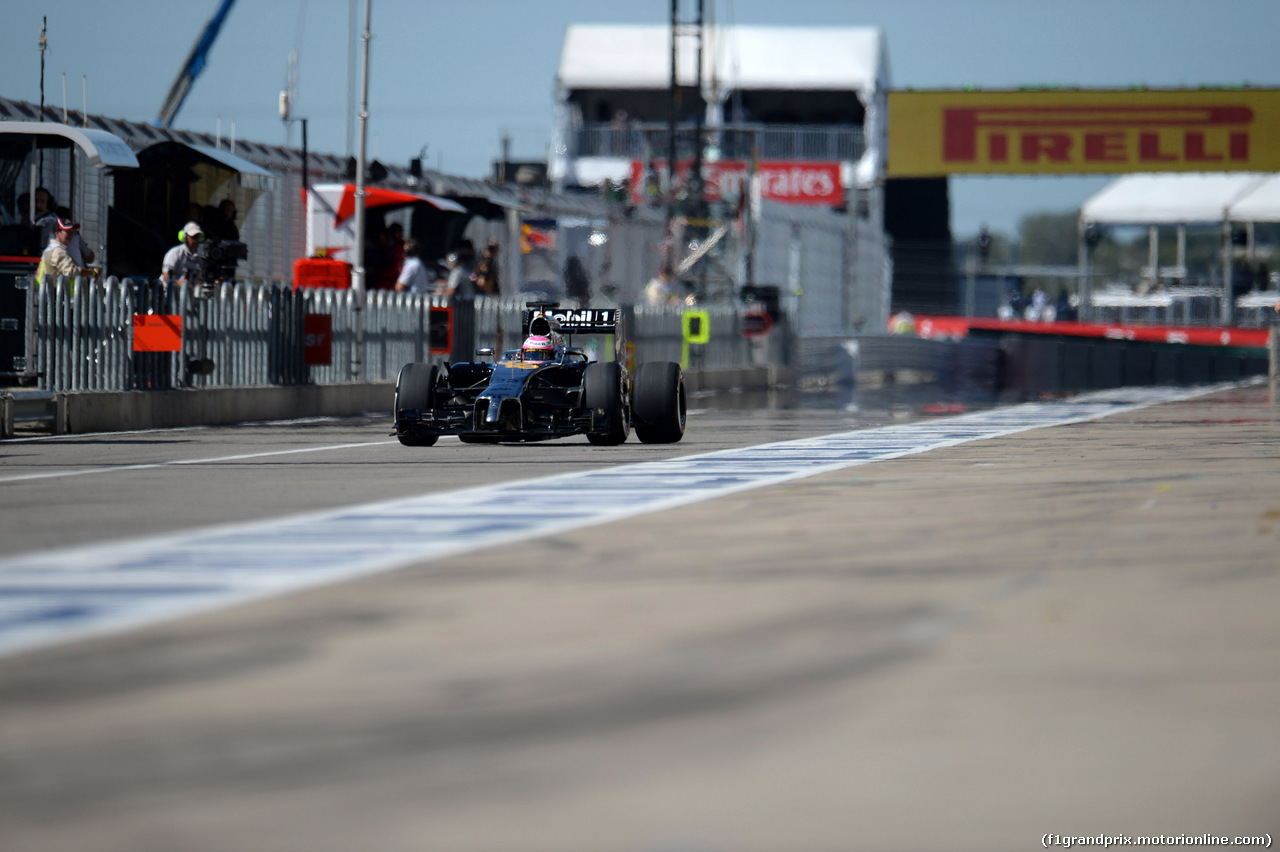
[
  {"left": 630, "top": 160, "right": 844, "bottom": 206},
  {"left": 888, "top": 89, "right": 1280, "bottom": 176}
]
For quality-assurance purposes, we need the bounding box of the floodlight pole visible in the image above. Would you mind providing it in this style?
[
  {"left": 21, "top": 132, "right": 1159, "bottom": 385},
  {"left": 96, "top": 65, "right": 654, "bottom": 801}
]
[
  {"left": 352, "top": 0, "right": 372, "bottom": 378},
  {"left": 667, "top": 0, "right": 678, "bottom": 227}
]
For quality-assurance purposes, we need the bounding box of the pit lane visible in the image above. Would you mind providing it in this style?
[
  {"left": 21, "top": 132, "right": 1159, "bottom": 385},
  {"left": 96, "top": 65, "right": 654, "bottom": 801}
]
[
  {"left": 1, "top": 382, "right": 1277, "bottom": 851},
  {"left": 0, "top": 384, "right": 1219, "bottom": 657}
]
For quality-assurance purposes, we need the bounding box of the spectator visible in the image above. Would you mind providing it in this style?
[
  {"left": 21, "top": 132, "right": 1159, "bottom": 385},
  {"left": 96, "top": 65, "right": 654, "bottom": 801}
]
[
  {"left": 645, "top": 265, "right": 679, "bottom": 306},
  {"left": 564, "top": 255, "right": 591, "bottom": 307},
  {"left": 387, "top": 222, "right": 406, "bottom": 278},
  {"left": 998, "top": 288, "right": 1023, "bottom": 321},
  {"left": 52, "top": 206, "right": 95, "bottom": 267},
  {"left": 472, "top": 239, "right": 501, "bottom": 296},
  {"left": 366, "top": 221, "right": 398, "bottom": 290},
  {"left": 161, "top": 221, "right": 205, "bottom": 286},
  {"left": 442, "top": 244, "right": 475, "bottom": 300},
  {"left": 1055, "top": 291, "right": 1076, "bottom": 322},
  {"left": 394, "top": 239, "right": 430, "bottom": 294},
  {"left": 33, "top": 186, "right": 58, "bottom": 246},
  {"left": 1026, "top": 285, "right": 1050, "bottom": 321},
  {"left": 212, "top": 198, "right": 240, "bottom": 242},
  {"left": 36, "top": 216, "right": 95, "bottom": 287},
  {"left": 1231, "top": 259, "right": 1252, "bottom": 299},
  {"left": 609, "top": 108, "right": 632, "bottom": 156}
]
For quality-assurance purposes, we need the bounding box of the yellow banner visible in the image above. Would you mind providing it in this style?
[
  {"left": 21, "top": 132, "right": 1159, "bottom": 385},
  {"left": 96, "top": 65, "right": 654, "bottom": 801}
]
[{"left": 888, "top": 89, "right": 1280, "bottom": 176}]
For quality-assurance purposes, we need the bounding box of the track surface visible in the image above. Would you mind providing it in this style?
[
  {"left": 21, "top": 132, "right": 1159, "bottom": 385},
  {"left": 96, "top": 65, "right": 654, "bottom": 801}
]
[{"left": 1, "top": 386, "right": 1278, "bottom": 850}]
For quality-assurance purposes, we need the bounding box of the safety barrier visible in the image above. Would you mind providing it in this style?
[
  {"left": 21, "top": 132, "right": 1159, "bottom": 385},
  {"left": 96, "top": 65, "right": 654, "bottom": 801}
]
[{"left": 23, "top": 276, "right": 790, "bottom": 393}]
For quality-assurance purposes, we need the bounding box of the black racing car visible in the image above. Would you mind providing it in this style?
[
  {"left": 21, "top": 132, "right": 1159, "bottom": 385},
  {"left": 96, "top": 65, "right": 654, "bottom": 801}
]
[{"left": 393, "top": 302, "right": 686, "bottom": 446}]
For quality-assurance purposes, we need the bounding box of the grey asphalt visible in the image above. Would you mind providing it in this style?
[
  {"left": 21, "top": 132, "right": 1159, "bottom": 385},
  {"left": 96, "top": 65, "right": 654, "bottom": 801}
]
[{"left": 0, "top": 384, "right": 1277, "bottom": 851}]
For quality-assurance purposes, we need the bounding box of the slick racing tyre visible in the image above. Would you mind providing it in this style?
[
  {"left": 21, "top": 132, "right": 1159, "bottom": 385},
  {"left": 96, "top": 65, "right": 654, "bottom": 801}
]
[
  {"left": 394, "top": 362, "right": 439, "bottom": 447},
  {"left": 632, "top": 361, "right": 686, "bottom": 444},
  {"left": 584, "top": 361, "right": 630, "bottom": 446}
]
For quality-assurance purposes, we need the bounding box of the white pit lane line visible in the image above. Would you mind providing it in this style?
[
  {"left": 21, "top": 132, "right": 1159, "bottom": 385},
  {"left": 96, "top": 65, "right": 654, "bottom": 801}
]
[
  {"left": 0, "top": 440, "right": 398, "bottom": 485},
  {"left": 0, "top": 385, "right": 1230, "bottom": 659}
]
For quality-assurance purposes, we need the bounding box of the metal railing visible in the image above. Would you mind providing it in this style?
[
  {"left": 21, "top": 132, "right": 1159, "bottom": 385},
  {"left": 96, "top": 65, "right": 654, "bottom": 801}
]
[
  {"left": 26, "top": 276, "right": 784, "bottom": 393},
  {"left": 574, "top": 122, "right": 865, "bottom": 164},
  {"left": 892, "top": 241, "right": 1279, "bottom": 329}
]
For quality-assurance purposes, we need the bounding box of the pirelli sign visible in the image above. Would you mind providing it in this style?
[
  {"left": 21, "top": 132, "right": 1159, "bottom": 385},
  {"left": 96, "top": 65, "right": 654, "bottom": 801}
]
[{"left": 887, "top": 89, "right": 1280, "bottom": 176}]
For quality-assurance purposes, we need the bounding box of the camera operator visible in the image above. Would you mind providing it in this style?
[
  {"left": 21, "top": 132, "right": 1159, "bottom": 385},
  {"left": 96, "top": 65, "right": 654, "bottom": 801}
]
[{"left": 161, "top": 221, "right": 206, "bottom": 288}]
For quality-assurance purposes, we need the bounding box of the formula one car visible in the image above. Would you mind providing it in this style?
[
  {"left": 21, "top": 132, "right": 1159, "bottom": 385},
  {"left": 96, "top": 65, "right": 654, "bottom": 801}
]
[{"left": 393, "top": 302, "right": 686, "bottom": 446}]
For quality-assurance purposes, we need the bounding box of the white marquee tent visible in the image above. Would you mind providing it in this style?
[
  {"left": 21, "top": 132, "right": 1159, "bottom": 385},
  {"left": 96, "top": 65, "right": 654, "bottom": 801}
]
[
  {"left": 1079, "top": 173, "right": 1270, "bottom": 225},
  {"left": 1225, "top": 173, "right": 1280, "bottom": 223},
  {"left": 1077, "top": 172, "right": 1280, "bottom": 323}
]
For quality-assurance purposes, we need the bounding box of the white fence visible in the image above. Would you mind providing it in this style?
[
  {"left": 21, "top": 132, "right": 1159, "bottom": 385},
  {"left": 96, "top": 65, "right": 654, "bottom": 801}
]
[{"left": 22, "top": 276, "right": 781, "bottom": 393}]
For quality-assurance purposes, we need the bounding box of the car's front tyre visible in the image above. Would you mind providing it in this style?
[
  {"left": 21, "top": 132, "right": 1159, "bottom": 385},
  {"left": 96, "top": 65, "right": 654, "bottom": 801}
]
[
  {"left": 394, "top": 362, "right": 440, "bottom": 447},
  {"left": 632, "top": 361, "right": 686, "bottom": 444}
]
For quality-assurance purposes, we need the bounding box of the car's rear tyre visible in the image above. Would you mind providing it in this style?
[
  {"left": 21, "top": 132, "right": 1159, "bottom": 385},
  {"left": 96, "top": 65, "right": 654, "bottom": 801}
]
[
  {"left": 584, "top": 361, "right": 630, "bottom": 446},
  {"left": 394, "top": 362, "right": 439, "bottom": 447},
  {"left": 632, "top": 361, "right": 686, "bottom": 444}
]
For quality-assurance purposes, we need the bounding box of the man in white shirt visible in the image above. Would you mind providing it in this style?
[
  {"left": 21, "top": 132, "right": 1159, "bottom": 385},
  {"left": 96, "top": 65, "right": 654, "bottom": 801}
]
[
  {"left": 161, "top": 221, "right": 205, "bottom": 286},
  {"left": 394, "top": 239, "right": 430, "bottom": 294}
]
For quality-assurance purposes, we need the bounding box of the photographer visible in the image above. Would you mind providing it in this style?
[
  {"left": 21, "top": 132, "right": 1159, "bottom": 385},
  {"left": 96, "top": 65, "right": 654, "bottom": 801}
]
[{"left": 161, "top": 221, "right": 205, "bottom": 287}]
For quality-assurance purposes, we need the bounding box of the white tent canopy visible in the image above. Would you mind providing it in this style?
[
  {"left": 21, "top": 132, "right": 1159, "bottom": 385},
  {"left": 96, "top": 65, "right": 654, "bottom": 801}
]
[
  {"left": 557, "top": 24, "right": 887, "bottom": 98},
  {"left": 1225, "top": 173, "right": 1280, "bottom": 223},
  {"left": 1076, "top": 172, "right": 1280, "bottom": 325},
  {"left": 1080, "top": 173, "right": 1270, "bottom": 226}
]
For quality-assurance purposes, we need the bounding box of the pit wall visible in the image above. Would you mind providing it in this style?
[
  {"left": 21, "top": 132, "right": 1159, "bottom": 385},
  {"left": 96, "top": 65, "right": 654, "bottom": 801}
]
[{"left": 4, "top": 366, "right": 795, "bottom": 437}]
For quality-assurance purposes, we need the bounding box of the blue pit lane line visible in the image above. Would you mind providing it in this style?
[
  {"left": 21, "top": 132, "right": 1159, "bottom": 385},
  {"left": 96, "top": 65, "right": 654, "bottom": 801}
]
[{"left": 0, "top": 384, "right": 1231, "bottom": 659}]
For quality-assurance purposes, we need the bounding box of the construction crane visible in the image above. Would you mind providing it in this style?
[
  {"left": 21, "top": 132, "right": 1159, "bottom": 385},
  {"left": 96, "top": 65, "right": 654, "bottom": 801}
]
[{"left": 156, "top": 0, "right": 238, "bottom": 128}]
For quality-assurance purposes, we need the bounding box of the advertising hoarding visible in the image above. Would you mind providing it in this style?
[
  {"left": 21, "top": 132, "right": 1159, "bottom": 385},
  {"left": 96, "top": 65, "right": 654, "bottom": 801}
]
[{"left": 888, "top": 89, "right": 1280, "bottom": 176}]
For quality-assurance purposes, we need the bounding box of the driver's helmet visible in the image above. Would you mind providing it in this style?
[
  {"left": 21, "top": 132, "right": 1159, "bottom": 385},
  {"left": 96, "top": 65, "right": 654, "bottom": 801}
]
[{"left": 521, "top": 334, "right": 555, "bottom": 362}]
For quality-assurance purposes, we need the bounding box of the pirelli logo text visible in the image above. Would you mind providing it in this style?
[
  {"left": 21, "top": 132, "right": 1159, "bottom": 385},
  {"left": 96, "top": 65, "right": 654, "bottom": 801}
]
[
  {"left": 944, "top": 104, "right": 1252, "bottom": 167},
  {"left": 886, "top": 90, "right": 1280, "bottom": 176}
]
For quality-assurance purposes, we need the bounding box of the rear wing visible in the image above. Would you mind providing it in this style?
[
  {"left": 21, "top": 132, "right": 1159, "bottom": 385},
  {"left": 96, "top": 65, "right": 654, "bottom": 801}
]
[{"left": 522, "top": 302, "right": 620, "bottom": 337}]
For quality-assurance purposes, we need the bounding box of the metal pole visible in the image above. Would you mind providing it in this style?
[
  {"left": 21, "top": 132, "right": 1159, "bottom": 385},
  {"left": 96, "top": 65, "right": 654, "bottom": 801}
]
[
  {"left": 667, "top": 0, "right": 678, "bottom": 223},
  {"left": 38, "top": 18, "right": 46, "bottom": 119},
  {"left": 1270, "top": 325, "right": 1279, "bottom": 404},
  {"left": 352, "top": 0, "right": 372, "bottom": 378},
  {"left": 692, "top": 0, "right": 707, "bottom": 299},
  {"left": 301, "top": 117, "right": 309, "bottom": 196},
  {"left": 691, "top": 0, "right": 704, "bottom": 209},
  {"left": 1222, "top": 219, "right": 1233, "bottom": 326},
  {"left": 38, "top": 18, "right": 47, "bottom": 184},
  {"left": 1077, "top": 220, "right": 1090, "bottom": 323},
  {"left": 346, "top": 0, "right": 357, "bottom": 159},
  {"left": 965, "top": 251, "right": 976, "bottom": 318}
]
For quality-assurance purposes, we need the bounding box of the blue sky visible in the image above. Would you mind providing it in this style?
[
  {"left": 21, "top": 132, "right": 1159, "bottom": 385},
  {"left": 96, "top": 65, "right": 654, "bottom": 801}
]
[{"left": 3, "top": 0, "right": 1278, "bottom": 236}]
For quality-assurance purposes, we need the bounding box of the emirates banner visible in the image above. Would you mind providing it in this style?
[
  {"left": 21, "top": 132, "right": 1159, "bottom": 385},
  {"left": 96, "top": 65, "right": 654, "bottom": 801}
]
[
  {"left": 888, "top": 89, "right": 1280, "bottom": 176},
  {"left": 630, "top": 160, "right": 844, "bottom": 207}
]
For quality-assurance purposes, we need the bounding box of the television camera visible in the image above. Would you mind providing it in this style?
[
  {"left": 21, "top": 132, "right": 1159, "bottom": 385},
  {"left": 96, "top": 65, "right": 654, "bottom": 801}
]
[{"left": 189, "top": 238, "right": 248, "bottom": 298}]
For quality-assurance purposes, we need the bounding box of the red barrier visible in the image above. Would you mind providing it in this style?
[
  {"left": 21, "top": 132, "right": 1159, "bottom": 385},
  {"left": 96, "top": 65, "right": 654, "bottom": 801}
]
[
  {"left": 303, "top": 314, "right": 332, "bottom": 365},
  {"left": 293, "top": 257, "right": 351, "bottom": 290},
  {"left": 913, "top": 316, "right": 1271, "bottom": 349},
  {"left": 132, "top": 314, "right": 182, "bottom": 352}
]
